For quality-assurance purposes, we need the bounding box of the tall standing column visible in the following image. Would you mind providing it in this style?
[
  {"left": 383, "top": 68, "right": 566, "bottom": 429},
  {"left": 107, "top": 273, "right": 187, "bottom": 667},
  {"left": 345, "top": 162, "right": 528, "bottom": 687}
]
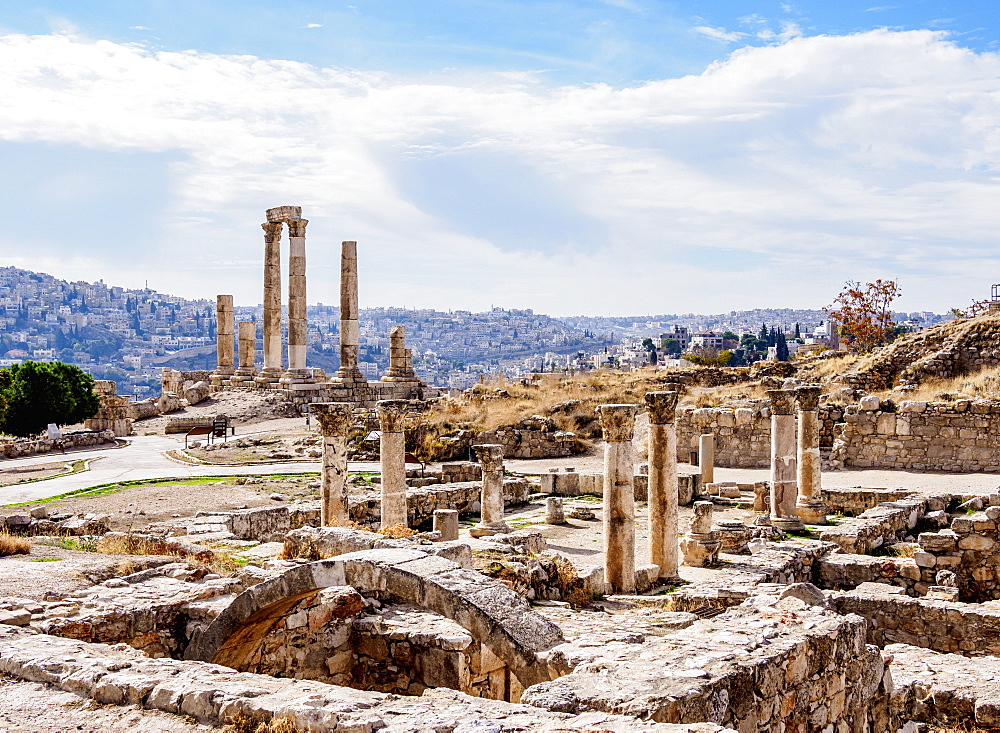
[
  {"left": 377, "top": 400, "right": 409, "bottom": 529},
  {"left": 767, "top": 389, "right": 803, "bottom": 531},
  {"left": 256, "top": 220, "right": 284, "bottom": 387},
  {"left": 646, "top": 391, "right": 680, "bottom": 581},
  {"left": 333, "top": 240, "right": 365, "bottom": 384},
  {"left": 285, "top": 217, "right": 309, "bottom": 372},
  {"left": 310, "top": 403, "right": 353, "bottom": 526},
  {"left": 470, "top": 444, "right": 509, "bottom": 536},
  {"left": 597, "top": 403, "right": 639, "bottom": 594},
  {"left": 794, "top": 385, "right": 828, "bottom": 524},
  {"left": 209, "top": 294, "right": 235, "bottom": 391}
]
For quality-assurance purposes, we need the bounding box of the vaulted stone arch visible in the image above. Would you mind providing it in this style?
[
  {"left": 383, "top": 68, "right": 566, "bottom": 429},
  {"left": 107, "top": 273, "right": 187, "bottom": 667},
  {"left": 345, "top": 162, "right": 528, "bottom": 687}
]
[{"left": 185, "top": 548, "right": 564, "bottom": 691}]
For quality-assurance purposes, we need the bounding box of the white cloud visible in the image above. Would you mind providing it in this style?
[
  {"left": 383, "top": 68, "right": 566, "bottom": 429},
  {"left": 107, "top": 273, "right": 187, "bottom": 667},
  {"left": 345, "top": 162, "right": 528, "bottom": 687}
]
[
  {"left": 305, "top": 23, "right": 323, "bottom": 28},
  {"left": 130, "top": 25, "right": 151, "bottom": 30},
  {"left": 0, "top": 29, "right": 998, "bottom": 315},
  {"left": 692, "top": 25, "right": 746, "bottom": 43}
]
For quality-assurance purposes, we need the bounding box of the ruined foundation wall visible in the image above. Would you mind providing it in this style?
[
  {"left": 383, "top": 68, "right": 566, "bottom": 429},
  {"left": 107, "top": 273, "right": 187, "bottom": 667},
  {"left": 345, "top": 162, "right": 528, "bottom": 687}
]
[{"left": 834, "top": 400, "right": 1000, "bottom": 471}]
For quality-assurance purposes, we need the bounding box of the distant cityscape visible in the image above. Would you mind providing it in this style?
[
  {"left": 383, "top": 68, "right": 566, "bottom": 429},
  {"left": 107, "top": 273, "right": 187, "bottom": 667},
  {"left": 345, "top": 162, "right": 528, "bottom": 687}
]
[{"left": 0, "top": 266, "right": 954, "bottom": 393}]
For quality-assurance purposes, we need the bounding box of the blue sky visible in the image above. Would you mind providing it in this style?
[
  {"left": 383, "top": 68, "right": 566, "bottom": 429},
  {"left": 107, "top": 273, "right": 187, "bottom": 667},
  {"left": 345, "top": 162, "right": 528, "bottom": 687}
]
[{"left": 1, "top": 1, "right": 999, "bottom": 314}]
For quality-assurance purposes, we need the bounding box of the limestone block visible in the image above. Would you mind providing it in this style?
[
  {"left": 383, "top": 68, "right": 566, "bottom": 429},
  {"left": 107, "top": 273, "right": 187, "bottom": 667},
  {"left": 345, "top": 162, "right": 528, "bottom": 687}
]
[
  {"left": 899, "top": 401, "right": 928, "bottom": 413},
  {"left": 734, "top": 408, "right": 754, "bottom": 425},
  {"left": 958, "top": 534, "right": 995, "bottom": 552},
  {"left": 859, "top": 395, "right": 881, "bottom": 411},
  {"left": 914, "top": 551, "right": 936, "bottom": 568}
]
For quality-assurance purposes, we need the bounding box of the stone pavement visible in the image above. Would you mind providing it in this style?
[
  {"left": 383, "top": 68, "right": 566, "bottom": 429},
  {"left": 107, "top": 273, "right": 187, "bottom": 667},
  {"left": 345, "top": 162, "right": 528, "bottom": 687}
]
[{"left": 0, "top": 433, "right": 378, "bottom": 506}]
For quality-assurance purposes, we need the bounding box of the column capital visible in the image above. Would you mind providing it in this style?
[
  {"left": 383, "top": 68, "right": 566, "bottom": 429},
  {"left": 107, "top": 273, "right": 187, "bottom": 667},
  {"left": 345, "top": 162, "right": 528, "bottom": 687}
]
[
  {"left": 766, "top": 389, "right": 797, "bottom": 416},
  {"left": 644, "top": 391, "right": 679, "bottom": 424},
  {"left": 794, "top": 384, "right": 822, "bottom": 412},
  {"left": 262, "top": 221, "right": 283, "bottom": 243},
  {"left": 310, "top": 402, "right": 353, "bottom": 437},
  {"left": 596, "top": 403, "right": 639, "bottom": 442},
  {"left": 474, "top": 444, "right": 505, "bottom": 473},
  {"left": 287, "top": 218, "right": 308, "bottom": 238},
  {"left": 376, "top": 400, "right": 409, "bottom": 433}
]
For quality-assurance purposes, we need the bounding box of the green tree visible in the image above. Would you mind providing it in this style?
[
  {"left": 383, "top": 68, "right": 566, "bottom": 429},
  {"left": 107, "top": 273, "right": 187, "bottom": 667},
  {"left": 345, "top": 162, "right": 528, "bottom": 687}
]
[{"left": 0, "top": 361, "right": 101, "bottom": 437}]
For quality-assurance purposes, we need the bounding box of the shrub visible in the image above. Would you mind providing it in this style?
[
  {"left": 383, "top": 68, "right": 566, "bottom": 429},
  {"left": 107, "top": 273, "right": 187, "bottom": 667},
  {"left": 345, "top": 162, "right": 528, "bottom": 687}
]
[
  {"left": 0, "top": 530, "right": 31, "bottom": 556},
  {"left": 0, "top": 361, "right": 101, "bottom": 437}
]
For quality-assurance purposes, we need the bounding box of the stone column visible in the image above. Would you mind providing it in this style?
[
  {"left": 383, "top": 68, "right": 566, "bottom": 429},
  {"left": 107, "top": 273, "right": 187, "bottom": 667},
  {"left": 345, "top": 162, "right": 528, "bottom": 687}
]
[
  {"left": 645, "top": 390, "right": 680, "bottom": 581},
  {"left": 545, "top": 497, "right": 566, "bottom": 525},
  {"left": 376, "top": 399, "right": 409, "bottom": 529},
  {"left": 256, "top": 220, "right": 284, "bottom": 387},
  {"left": 699, "top": 434, "right": 715, "bottom": 484},
  {"left": 333, "top": 240, "right": 365, "bottom": 384},
  {"left": 382, "top": 325, "right": 416, "bottom": 381},
  {"left": 229, "top": 321, "right": 258, "bottom": 388},
  {"left": 597, "top": 403, "right": 639, "bottom": 594},
  {"left": 433, "top": 509, "right": 459, "bottom": 541},
  {"left": 794, "top": 385, "right": 828, "bottom": 524},
  {"left": 681, "top": 501, "right": 721, "bottom": 567},
  {"left": 470, "top": 444, "right": 509, "bottom": 536},
  {"left": 286, "top": 217, "right": 309, "bottom": 372},
  {"left": 767, "top": 389, "right": 803, "bottom": 530},
  {"left": 310, "top": 403, "right": 353, "bottom": 526},
  {"left": 210, "top": 295, "right": 235, "bottom": 391}
]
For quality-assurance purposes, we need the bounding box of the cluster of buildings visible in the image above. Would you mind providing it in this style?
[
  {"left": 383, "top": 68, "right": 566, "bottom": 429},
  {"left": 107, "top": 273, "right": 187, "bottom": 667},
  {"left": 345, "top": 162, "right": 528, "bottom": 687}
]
[{"left": 0, "top": 264, "right": 956, "bottom": 391}]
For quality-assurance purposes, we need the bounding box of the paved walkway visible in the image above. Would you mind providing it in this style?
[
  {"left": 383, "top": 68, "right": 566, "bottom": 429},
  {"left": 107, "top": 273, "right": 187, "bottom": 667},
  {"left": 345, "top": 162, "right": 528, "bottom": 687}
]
[{"left": 0, "top": 435, "right": 378, "bottom": 505}]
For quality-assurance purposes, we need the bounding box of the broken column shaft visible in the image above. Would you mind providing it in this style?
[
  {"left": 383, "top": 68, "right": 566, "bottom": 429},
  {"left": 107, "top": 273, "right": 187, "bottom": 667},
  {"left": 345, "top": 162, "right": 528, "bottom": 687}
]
[
  {"left": 471, "top": 444, "right": 509, "bottom": 536},
  {"left": 210, "top": 294, "right": 234, "bottom": 391},
  {"left": 597, "top": 403, "right": 639, "bottom": 594},
  {"left": 767, "top": 389, "right": 804, "bottom": 531},
  {"left": 794, "top": 385, "right": 828, "bottom": 524},
  {"left": 646, "top": 390, "right": 680, "bottom": 581},
  {"left": 310, "top": 403, "right": 353, "bottom": 526},
  {"left": 376, "top": 400, "right": 409, "bottom": 529}
]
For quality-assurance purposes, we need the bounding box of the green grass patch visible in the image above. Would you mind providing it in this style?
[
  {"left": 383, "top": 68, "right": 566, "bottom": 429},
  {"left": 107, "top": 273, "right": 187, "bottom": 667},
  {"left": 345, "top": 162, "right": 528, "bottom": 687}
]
[
  {"left": 2, "top": 471, "right": 324, "bottom": 507},
  {"left": 29, "top": 557, "right": 61, "bottom": 562}
]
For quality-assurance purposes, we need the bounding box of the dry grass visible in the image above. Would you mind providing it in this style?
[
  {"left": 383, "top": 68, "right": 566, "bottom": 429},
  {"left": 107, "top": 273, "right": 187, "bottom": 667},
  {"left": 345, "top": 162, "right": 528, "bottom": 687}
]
[
  {"left": 878, "top": 369, "right": 1000, "bottom": 403},
  {"left": 378, "top": 523, "right": 419, "bottom": 539},
  {"left": 421, "top": 369, "right": 683, "bottom": 439},
  {"left": 0, "top": 530, "right": 31, "bottom": 556},
  {"left": 795, "top": 351, "right": 858, "bottom": 381},
  {"left": 227, "top": 712, "right": 300, "bottom": 733}
]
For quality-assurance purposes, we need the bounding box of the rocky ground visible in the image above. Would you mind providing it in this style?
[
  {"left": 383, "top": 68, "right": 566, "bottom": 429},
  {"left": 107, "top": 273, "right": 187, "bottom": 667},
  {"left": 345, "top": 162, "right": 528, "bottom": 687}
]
[
  {"left": 132, "top": 391, "right": 303, "bottom": 435},
  {"left": 0, "top": 677, "right": 220, "bottom": 732},
  {"left": 0, "top": 459, "right": 78, "bottom": 487}
]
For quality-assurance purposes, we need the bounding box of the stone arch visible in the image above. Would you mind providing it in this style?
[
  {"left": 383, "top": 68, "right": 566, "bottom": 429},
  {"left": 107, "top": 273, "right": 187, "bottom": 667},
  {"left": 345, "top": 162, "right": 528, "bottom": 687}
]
[{"left": 185, "top": 548, "right": 564, "bottom": 691}]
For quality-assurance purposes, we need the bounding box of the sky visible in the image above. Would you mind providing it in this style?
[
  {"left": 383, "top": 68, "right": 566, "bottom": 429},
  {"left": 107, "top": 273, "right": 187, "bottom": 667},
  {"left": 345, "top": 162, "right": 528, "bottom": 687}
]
[{"left": 1, "top": 1, "right": 999, "bottom": 316}]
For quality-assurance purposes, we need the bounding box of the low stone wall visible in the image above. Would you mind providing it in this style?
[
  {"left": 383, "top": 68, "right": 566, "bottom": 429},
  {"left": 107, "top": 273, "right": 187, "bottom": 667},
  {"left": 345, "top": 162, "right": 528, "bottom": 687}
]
[
  {"left": 821, "top": 487, "right": 916, "bottom": 517},
  {"left": 221, "top": 480, "right": 532, "bottom": 541},
  {"left": 476, "top": 416, "right": 581, "bottom": 458},
  {"left": 539, "top": 468, "right": 699, "bottom": 505},
  {"left": 834, "top": 399, "right": 1000, "bottom": 471},
  {"left": 0, "top": 430, "right": 115, "bottom": 460},
  {"left": 524, "top": 597, "right": 892, "bottom": 732},
  {"left": 0, "top": 626, "right": 707, "bottom": 732},
  {"left": 888, "top": 643, "right": 1000, "bottom": 728},
  {"left": 911, "top": 507, "right": 1000, "bottom": 601},
  {"left": 819, "top": 496, "right": 942, "bottom": 555},
  {"left": 830, "top": 591, "right": 1000, "bottom": 656}
]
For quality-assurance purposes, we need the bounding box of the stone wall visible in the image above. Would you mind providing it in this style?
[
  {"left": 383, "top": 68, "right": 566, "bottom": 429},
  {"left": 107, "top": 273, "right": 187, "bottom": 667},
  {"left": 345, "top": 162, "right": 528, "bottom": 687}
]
[
  {"left": 0, "top": 430, "right": 115, "bottom": 460},
  {"left": 675, "top": 405, "right": 844, "bottom": 468},
  {"left": 830, "top": 591, "right": 1000, "bottom": 656},
  {"left": 476, "top": 416, "right": 582, "bottom": 458},
  {"left": 833, "top": 399, "right": 1000, "bottom": 471}
]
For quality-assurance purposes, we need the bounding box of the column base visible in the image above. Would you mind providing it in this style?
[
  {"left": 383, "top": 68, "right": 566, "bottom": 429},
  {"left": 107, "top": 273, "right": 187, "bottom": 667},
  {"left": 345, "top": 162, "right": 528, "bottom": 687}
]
[
  {"left": 280, "top": 368, "right": 320, "bottom": 392},
  {"left": 209, "top": 368, "right": 235, "bottom": 392},
  {"left": 795, "top": 499, "right": 829, "bottom": 525},
  {"left": 254, "top": 367, "right": 284, "bottom": 389},
  {"left": 331, "top": 367, "right": 367, "bottom": 385},
  {"left": 228, "top": 367, "right": 258, "bottom": 389},
  {"left": 469, "top": 521, "right": 510, "bottom": 537},
  {"left": 773, "top": 516, "right": 806, "bottom": 532},
  {"left": 680, "top": 534, "right": 721, "bottom": 567}
]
